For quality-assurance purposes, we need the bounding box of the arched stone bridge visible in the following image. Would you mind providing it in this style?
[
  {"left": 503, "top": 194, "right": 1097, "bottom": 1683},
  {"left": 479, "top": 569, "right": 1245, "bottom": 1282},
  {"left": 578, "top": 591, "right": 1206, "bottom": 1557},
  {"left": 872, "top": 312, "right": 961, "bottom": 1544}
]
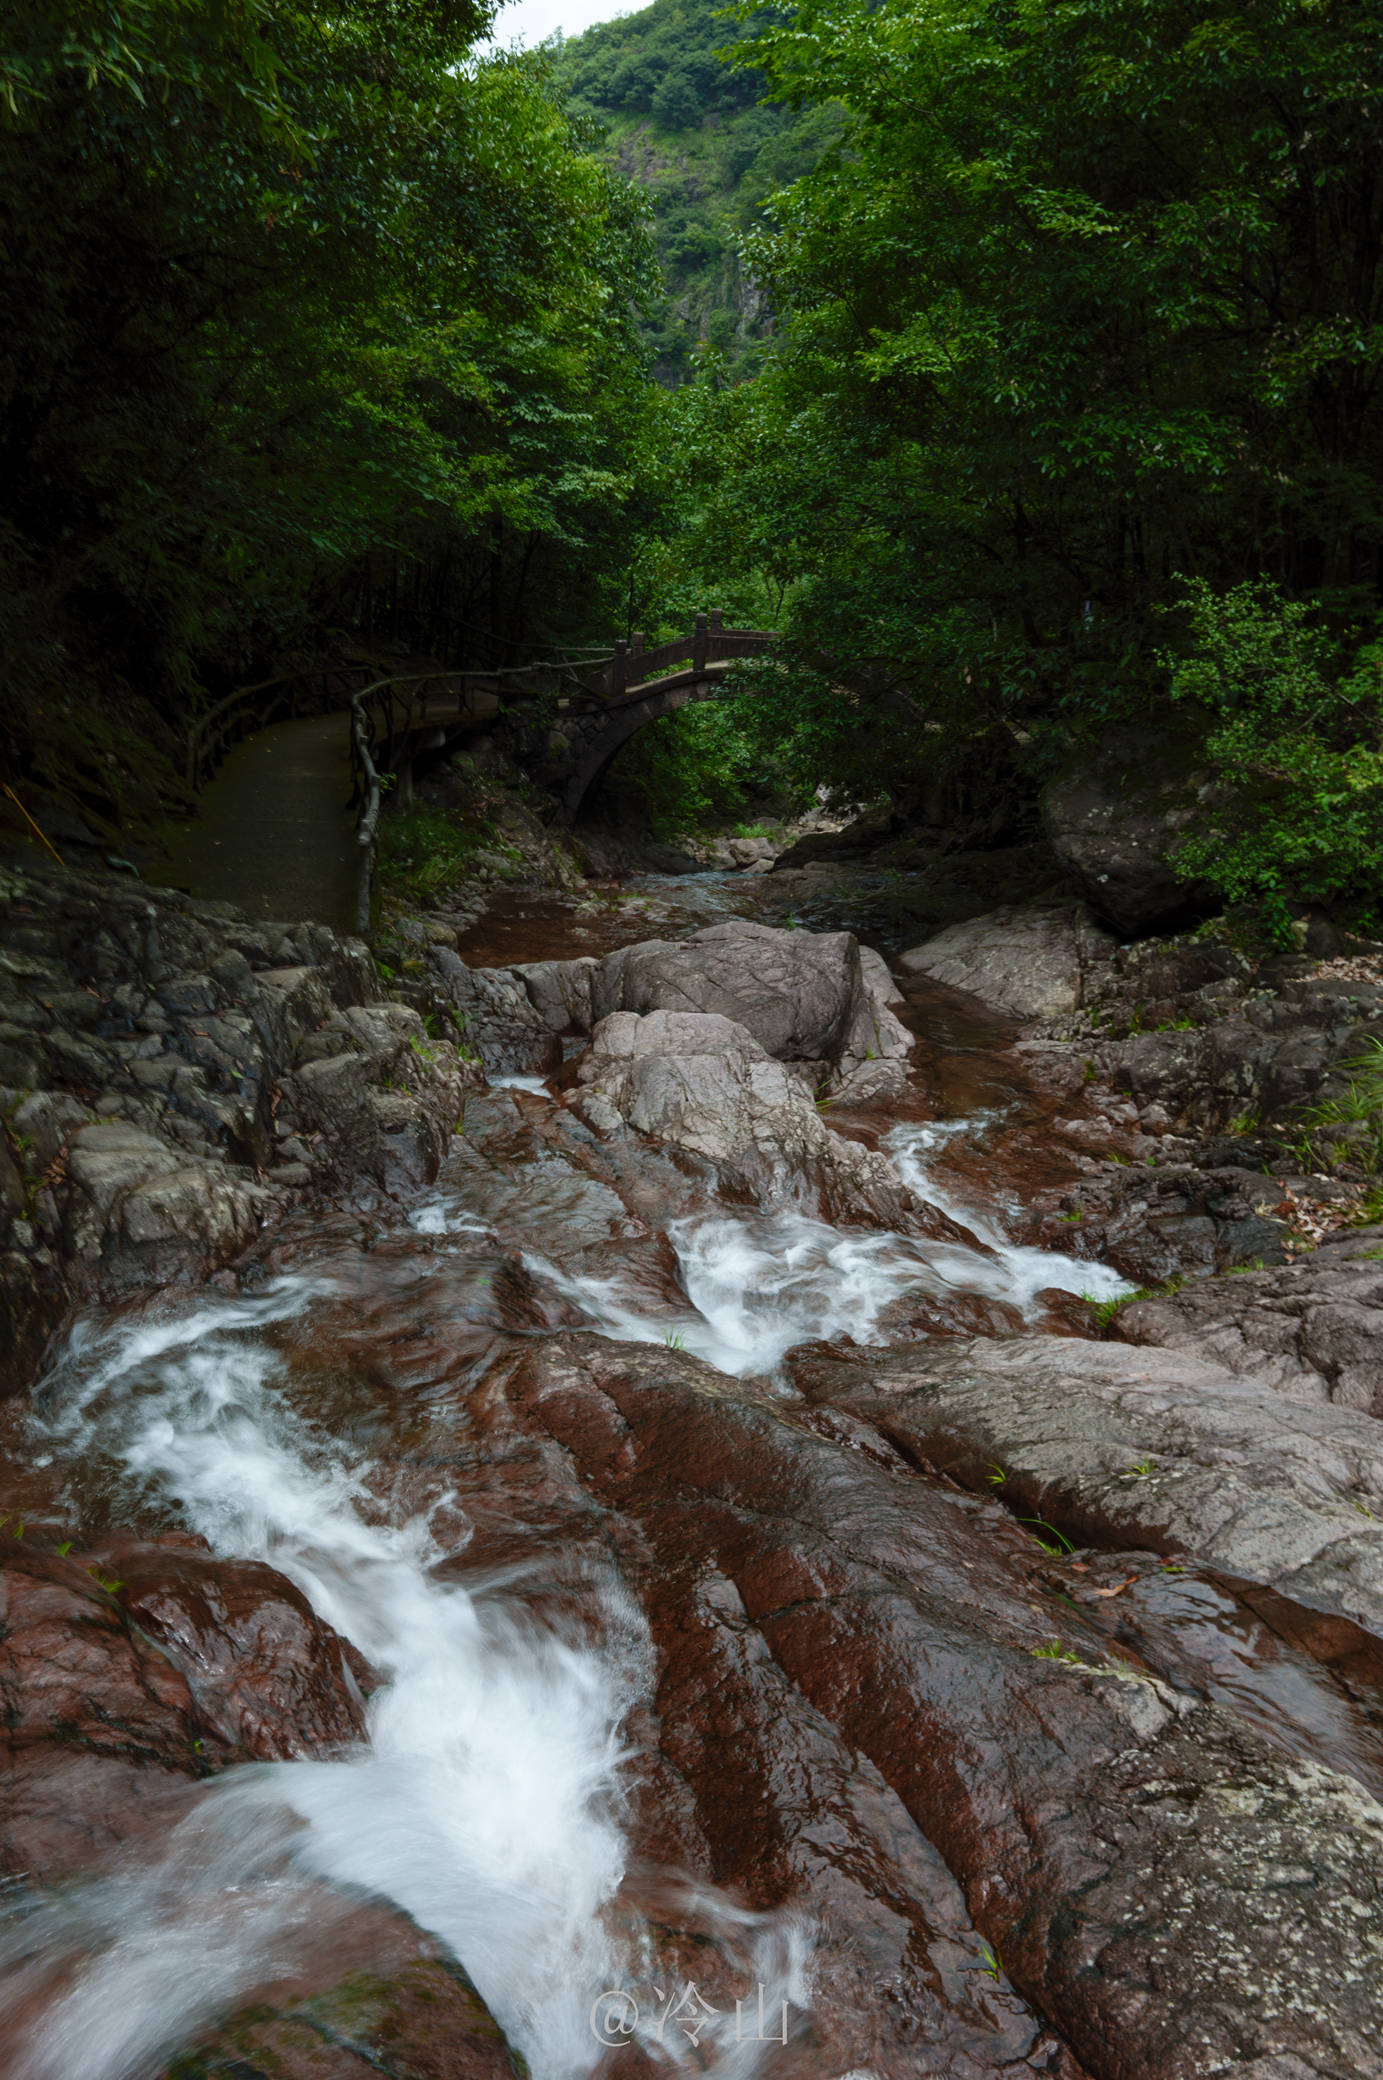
[
  {"left": 358, "top": 611, "right": 777, "bottom": 821},
  {"left": 549, "top": 611, "right": 777, "bottom": 815}
]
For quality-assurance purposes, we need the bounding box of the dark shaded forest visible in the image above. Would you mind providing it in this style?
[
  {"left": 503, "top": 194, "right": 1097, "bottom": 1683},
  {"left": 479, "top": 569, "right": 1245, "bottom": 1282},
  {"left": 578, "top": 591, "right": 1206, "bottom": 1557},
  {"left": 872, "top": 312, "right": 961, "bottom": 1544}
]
[{"left": 5, "top": 0, "right": 1383, "bottom": 935}]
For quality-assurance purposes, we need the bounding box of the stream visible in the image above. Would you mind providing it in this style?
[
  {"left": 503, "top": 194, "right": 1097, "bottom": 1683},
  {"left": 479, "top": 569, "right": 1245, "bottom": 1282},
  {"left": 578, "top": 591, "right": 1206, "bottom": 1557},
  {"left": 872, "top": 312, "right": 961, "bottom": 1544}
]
[{"left": 3, "top": 871, "right": 1378, "bottom": 2080}]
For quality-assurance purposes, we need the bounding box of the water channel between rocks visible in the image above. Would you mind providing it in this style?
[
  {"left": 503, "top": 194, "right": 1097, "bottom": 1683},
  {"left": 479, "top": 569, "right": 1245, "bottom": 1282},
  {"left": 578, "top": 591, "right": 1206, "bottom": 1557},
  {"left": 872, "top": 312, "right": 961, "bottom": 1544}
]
[{"left": 5, "top": 871, "right": 1379, "bottom": 2080}]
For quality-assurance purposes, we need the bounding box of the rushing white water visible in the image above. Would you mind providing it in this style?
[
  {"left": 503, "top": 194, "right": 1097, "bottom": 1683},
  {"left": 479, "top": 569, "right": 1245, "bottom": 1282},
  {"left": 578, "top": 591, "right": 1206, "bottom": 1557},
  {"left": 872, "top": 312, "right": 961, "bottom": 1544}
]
[
  {"left": 0, "top": 1097, "right": 1127, "bottom": 2075},
  {"left": 4, "top": 1282, "right": 649, "bottom": 2080},
  {"left": 886, "top": 1117, "right": 1133, "bottom": 1310},
  {"left": 529, "top": 1112, "right": 1132, "bottom": 1379}
]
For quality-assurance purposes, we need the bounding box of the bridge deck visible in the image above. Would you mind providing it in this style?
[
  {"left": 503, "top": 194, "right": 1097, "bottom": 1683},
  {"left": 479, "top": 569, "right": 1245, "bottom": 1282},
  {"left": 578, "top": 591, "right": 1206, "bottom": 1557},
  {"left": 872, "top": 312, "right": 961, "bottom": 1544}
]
[{"left": 154, "top": 713, "right": 358, "bottom": 934}]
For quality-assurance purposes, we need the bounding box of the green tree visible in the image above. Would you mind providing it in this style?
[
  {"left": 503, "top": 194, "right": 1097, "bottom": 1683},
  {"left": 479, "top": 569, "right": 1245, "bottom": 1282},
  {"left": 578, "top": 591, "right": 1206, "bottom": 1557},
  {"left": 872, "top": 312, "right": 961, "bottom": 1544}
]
[
  {"left": 0, "top": 0, "right": 657, "bottom": 831},
  {"left": 723, "top": 0, "right": 1383, "bottom": 798}
]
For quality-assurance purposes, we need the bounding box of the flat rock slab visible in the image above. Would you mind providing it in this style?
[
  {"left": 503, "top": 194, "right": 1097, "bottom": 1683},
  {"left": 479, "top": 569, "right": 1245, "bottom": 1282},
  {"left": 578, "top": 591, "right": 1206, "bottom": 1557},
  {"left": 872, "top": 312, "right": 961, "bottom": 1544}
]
[
  {"left": 790, "top": 1336, "right": 1383, "bottom": 1640},
  {"left": 1117, "top": 1224, "right": 1383, "bottom": 1416}
]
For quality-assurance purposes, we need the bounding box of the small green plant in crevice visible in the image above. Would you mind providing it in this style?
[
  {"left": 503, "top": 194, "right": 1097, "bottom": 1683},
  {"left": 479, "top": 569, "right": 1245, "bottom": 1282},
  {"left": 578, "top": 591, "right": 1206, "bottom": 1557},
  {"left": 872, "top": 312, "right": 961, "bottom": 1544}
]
[
  {"left": 985, "top": 1462, "right": 1007, "bottom": 1487},
  {"left": 1222, "top": 1257, "right": 1265, "bottom": 1276},
  {"left": 1083, "top": 1287, "right": 1147, "bottom": 1330},
  {"left": 1226, "top": 1110, "right": 1262, "bottom": 1136},
  {"left": 1029, "top": 1638, "right": 1087, "bottom": 1665},
  {"left": 664, "top": 1329, "right": 687, "bottom": 1351},
  {"left": 1057, "top": 1206, "right": 1085, "bottom": 1224},
  {"left": 1298, "top": 1038, "right": 1383, "bottom": 1172},
  {"left": 1019, "top": 1516, "right": 1076, "bottom": 1557},
  {"left": 1117, "top": 1459, "right": 1156, "bottom": 1483},
  {"left": 1029, "top": 1638, "right": 1139, "bottom": 1681},
  {"left": 976, "top": 1941, "right": 1003, "bottom": 1982}
]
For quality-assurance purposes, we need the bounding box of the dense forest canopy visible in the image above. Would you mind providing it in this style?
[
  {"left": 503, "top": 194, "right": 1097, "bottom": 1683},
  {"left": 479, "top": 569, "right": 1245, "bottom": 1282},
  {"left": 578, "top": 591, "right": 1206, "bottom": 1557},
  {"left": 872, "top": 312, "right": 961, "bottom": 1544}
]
[
  {"left": 0, "top": 0, "right": 657, "bottom": 828},
  {"left": 5, "top": 0, "right": 1383, "bottom": 929}
]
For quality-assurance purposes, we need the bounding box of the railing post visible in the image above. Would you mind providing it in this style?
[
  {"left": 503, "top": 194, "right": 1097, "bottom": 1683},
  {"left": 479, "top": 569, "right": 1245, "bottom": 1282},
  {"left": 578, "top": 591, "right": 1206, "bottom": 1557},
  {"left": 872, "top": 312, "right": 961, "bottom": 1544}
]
[
  {"left": 693, "top": 613, "right": 708, "bottom": 677},
  {"left": 612, "top": 640, "right": 627, "bottom": 698}
]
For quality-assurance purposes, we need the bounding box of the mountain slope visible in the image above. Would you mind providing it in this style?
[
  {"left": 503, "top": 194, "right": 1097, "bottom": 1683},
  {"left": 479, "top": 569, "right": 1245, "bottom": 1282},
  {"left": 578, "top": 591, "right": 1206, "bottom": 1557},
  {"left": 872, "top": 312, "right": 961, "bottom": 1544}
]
[{"left": 552, "top": 0, "right": 843, "bottom": 381}]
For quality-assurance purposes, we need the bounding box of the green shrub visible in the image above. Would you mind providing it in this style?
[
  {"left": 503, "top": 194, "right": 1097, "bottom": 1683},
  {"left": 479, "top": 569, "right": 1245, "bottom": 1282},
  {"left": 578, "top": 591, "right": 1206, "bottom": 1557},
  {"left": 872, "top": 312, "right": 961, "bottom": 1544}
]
[
  {"left": 377, "top": 805, "right": 496, "bottom": 906},
  {"left": 1167, "top": 578, "right": 1383, "bottom": 940}
]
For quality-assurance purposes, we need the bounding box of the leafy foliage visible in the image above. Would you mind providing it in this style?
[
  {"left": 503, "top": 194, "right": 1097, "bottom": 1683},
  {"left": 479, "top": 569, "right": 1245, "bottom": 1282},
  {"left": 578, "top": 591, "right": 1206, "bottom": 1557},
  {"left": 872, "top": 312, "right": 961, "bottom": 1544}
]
[
  {"left": 1167, "top": 581, "right": 1383, "bottom": 934},
  {"left": 552, "top": 0, "right": 844, "bottom": 382},
  {"left": 688, "top": 0, "right": 1383, "bottom": 816},
  {"left": 1, "top": 0, "right": 657, "bottom": 827}
]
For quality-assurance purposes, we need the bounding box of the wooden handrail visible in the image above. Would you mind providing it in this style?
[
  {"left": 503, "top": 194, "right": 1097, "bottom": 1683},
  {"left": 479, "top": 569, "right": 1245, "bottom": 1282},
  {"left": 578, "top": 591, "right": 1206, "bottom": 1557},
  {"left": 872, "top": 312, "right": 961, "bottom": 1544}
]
[{"left": 193, "top": 611, "right": 777, "bottom": 937}]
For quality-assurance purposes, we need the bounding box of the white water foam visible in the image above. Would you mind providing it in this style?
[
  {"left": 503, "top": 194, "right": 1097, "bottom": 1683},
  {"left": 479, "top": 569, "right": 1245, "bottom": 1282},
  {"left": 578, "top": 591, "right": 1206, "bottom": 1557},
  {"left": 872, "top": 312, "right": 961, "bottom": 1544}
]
[
  {"left": 528, "top": 1112, "right": 1132, "bottom": 1378},
  {"left": 886, "top": 1118, "right": 1133, "bottom": 1310},
  {"left": 0, "top": 1102, "right": 1125, "bottom": 2073},
  {"left": 3, "top": 1283, "right": 647, "bottom": 2080}
]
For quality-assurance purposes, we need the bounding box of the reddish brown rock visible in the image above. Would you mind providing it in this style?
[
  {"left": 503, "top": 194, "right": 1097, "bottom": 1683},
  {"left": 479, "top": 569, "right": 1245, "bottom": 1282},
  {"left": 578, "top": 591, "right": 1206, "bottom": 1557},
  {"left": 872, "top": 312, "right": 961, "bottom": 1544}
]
[
  {"left": 0, "top": 1535, "right": 367, "bottom": 1882},
  {"left": 454, "top": 1333, "right": 1383, "bottom": 2080}
]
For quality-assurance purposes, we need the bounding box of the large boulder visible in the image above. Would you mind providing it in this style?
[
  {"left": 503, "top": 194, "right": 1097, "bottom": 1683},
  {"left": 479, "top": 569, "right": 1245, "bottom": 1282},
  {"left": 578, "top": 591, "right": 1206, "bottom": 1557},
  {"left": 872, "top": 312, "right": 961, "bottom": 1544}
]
[
  {"left": 591, "top": 919, "right": 912, "bottom": 1091},
  {"left": 1041, "top": 725, "right": 1220, "bottom": 933},
  {"left": 571, "top": 1007, "right": 931, "bottom": 1229},
  {"left": 898, "top": 903, "right": 1115, "bottom": 1019}
]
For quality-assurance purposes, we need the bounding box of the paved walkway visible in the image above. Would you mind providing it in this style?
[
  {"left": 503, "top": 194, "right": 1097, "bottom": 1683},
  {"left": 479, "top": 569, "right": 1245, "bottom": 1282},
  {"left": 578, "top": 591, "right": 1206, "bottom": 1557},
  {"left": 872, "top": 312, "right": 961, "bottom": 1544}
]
[{"left": 155, "top": 713, "right": 358, "bottom": 934}]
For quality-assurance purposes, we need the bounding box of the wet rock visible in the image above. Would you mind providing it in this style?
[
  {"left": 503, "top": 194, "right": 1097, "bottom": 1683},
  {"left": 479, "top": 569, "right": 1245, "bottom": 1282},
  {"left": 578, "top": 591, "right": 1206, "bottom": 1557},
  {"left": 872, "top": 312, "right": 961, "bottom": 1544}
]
[
  {"left": 1116, "top": 1224, "right": 1383, "bottom": 1415},
  {"left": 441, "top": 960, "right": 562, "bottom": 1073},
  {"left": 512, "top": 954, "right": 597, "bottom": 1035},
  {"left": 286, "top": 1002, "right": 472, "bottom": 1192},
  {"left": 1023, "top": 1161, "right": 1292, "bottom": 1284},
  {"left": 0, "top": 1536, "right": 366, "bottom": 1881},
  {"left": 487, "top": 1334, "right": 1383, "bottom": 2080},
  {"left": 1040, "top": 724, "right": 1220, "bottom": 933},
  {"left": 899, "top": 903, "right": 1116, "bottom": 1020},
  {"left": 591, "top": 919, "right": 913, "bottom": 1089},
  {"left": 791, "top": 1337, "right": 1383, "bottom": 1638},
  {"left": 0, "top": 859, "right": 479, "bottom": 1386},
  {"left": 63, "top": 1122, "right": 271, "bottom": 1280},
  {"left": 164, "top": 1955, "right": 514, "bottom": 2080},
  {"left": 411, "top": 1335, "right": 1089, "bottom": 2078},
  {"left": 571, "top": 1008, "right": 940, "bottom": 1231}
]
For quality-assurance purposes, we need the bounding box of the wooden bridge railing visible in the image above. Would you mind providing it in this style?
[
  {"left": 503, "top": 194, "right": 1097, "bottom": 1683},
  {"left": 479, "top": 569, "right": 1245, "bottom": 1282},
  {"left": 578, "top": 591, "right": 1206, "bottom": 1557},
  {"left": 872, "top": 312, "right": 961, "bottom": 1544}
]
[
  {"left": 188, "top": 611, "right": 774, "bottom": 935},
  {"left": 598, "top": 611, "right": 777, "bottom": 700}
]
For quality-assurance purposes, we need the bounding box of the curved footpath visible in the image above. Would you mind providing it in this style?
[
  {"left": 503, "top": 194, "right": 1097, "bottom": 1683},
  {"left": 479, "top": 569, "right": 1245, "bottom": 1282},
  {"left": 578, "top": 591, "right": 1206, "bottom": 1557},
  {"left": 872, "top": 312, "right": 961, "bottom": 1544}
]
[{"left": 154, "top": 712, "right": 358, "bottom": 934}]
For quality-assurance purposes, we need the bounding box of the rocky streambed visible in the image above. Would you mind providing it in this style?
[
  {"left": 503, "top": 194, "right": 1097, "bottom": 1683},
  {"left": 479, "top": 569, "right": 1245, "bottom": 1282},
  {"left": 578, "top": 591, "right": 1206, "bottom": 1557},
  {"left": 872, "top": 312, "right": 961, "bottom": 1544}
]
[{"left": 2, "top": 855, "right": 1383, "bottom": 2080}]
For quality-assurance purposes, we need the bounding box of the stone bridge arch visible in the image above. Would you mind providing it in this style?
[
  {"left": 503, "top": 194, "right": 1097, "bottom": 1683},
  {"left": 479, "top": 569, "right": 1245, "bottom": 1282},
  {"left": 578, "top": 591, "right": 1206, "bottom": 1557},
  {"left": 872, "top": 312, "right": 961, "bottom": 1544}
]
[{"left": 555, "top": 613, "right": 777, "bottom": 818}]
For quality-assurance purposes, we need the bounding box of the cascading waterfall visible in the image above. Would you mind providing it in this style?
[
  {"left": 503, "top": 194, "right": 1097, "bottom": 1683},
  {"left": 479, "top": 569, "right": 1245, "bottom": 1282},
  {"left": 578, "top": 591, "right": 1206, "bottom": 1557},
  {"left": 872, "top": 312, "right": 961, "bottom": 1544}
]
[
  {"left": 524, "top": 1113, "right": 1132, "bottom": 1379},
  {"left": 0, "top": 1100, "right": 1124, "bottom": 2077},
  {"left": 0, "top": 1284, "right": 653, "bottom": 2080}
]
